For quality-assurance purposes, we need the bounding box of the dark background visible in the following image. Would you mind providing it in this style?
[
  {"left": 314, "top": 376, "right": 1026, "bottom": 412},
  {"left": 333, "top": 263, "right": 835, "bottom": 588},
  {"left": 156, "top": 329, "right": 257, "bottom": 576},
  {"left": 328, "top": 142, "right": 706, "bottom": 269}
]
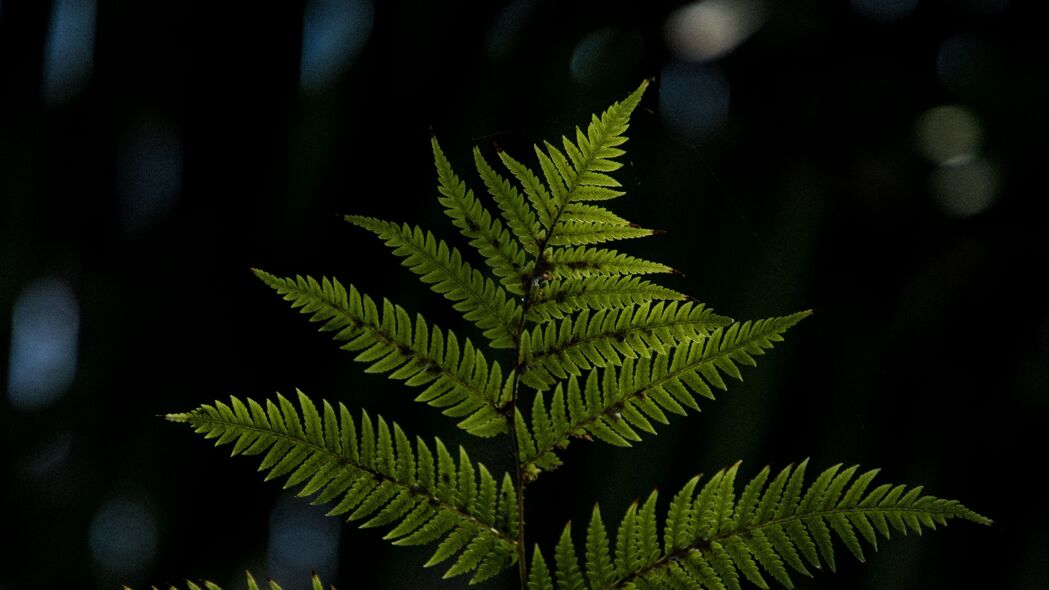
[{"left": 2, "top": 0, "right": 1046, "bottom": 588}]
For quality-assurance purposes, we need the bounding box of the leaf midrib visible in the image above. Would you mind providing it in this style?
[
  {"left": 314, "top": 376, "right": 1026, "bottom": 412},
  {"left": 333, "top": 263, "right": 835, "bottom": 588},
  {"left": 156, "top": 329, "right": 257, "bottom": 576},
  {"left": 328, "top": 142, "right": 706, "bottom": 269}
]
[{"left": 190, "top": 412, "right": 518, "bottom": 546}]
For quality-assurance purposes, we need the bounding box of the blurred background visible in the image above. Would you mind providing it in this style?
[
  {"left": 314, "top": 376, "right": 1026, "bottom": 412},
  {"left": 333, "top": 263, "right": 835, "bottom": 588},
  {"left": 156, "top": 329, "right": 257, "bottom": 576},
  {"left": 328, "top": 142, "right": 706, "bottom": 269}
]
[{"left": 2, "top": 0, "right": 1046, "bottom": 588}]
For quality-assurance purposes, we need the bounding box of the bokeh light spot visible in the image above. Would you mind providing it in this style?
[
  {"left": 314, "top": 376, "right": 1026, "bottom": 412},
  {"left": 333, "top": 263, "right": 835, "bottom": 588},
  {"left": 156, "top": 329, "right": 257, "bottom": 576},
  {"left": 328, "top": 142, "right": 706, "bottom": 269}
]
[
  {"left": 88, "top": 494, "right": 158, "bottom": 578},
  {"left": 300, "top": 0, "right": 374, "bottom": 92},
  {"left": 659, "top": 62, "right": 730, "bottom": 140},
  {"left": 42, "top": 0, "right": 96, "bottom": 105},
  {"left": 665, "top": 0, "right": 766, "bottom": 62},
  {"left": 931, "top": 157, "right": 998, "bottom": 217},
  {"left": 118, "top": 115, "right": 182, "bottom": 234},
  {"left": 915, "top": 104, "right": 983, "bottom": 165},
  {"left": 268, "top": 494, "right": 340, "bottom": 585},
  {"left": 7, "top": 277, "right": 79, "bottom": 412},
  {"left": 851, "top": 0, "right": 919, "bottom": 22}
]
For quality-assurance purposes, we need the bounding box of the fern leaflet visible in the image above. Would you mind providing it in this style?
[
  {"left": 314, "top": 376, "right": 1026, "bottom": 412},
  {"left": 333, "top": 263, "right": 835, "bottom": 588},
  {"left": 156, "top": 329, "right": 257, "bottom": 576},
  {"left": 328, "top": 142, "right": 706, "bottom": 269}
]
[
  {"left": 474, "top": 146, "right": 542, "bottom": 257},
  {"left": 346, "top": 215, "right": 522, "bottom": 348},
  {"left": 537, "top": 80, "right": 647, "bottom": 211},
  {"left": 559, "top": 203, "right": 633, "bottom": 226},
  {"left": 168, "top": 392, "right": 519, "bottom": 584},
  {"left": 499, "top": 149, "right": 557, "bottom": 230},
  {"left": 433, "top": 137, "right": 527, "bottom": 295},
  {"left": 547, "top": 221, "right": 658, "bottom": 247},
  {"left": 527, "top": 276, "right": 688, "bottom": 323},
  {"left": 519, "top": 302, "right": 732, "bottom": 391},
  {"left": 546, "top": 246, "right": 674, "bottom": 279},
  {"left": 535, "top": 461, "right": 990, "bottom": 590},
  {"left": 254, "top": 270, "right": 508, "bottom": 437},
  {"left": 518, "top": 313, "right": 810, "bottom": 476}
]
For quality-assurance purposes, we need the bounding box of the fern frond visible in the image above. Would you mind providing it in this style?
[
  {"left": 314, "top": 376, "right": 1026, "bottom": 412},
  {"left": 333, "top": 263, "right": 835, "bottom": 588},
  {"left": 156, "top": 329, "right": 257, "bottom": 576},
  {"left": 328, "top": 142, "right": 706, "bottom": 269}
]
[
  {"left": 547, "top": 246, "right": 675, "bottom": 279},
  {"left": 168, "top": 392, "right": 519, "bottom": 584},
  {"left": 519, "top": 302, "right": 732, "bottom": 391},
  {"left": 519, "top": 313, "right": 810, "bottom": 475},
  {"left": 528, "top": 277, "right": 688, "bottom": 323},
  {"left": 528, "top": 545, "right": 556, "bottom": 590},
  {"left": 254, "top": 270, "right": 508, "bottom": 437},
  {"left": 548, "top": 221, "right": 658, "bottom": 247},
  {"left": 433, "top": 137, "right": 527, "bottom": 295},
  {"left": 536, "top": 462, "right": 990, "bottom": 590},
  {"left": 544, "top": 80, "right": 646, "bottom": 205},
  {"left": 496, "top": 80, "right": 646, "bottom": 248},
  {"left": 499, "top": 149, "right": 557, "bottom": 230},
  {"left": 128, "top": 571, "right": 331, "bottom": 590},
  {"left": 559, "top": 203, "right": 633, "bottom": 226},
  {"left": 474, "top": 146, "right": 542, "bottom": 256},
  {"left": 345, "top": 215, "right": 522, "bottom": 349}
]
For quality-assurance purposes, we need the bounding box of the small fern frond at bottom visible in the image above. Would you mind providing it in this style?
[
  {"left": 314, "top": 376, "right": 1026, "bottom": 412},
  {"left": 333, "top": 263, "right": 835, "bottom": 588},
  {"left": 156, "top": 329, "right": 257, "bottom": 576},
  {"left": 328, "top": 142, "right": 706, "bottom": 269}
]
[
  {"left": 168, "top": 392, "right": 519, "bottom": 584},
  {"left": 534, "top": 461, "right": 990, "bottom": 590},
  {"left": 127, "top": 571, "right": 331, "bottom": 590}
]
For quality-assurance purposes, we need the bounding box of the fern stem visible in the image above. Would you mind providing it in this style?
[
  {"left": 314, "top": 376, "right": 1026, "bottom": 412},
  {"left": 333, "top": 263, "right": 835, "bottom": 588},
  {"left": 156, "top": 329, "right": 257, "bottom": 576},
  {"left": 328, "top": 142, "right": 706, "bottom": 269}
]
[
  {"left": 507, "top": 400, "right": 529, "bottom": 588},
  {"left": 508, "top": 302, "right": 534, "bottom": 588}
]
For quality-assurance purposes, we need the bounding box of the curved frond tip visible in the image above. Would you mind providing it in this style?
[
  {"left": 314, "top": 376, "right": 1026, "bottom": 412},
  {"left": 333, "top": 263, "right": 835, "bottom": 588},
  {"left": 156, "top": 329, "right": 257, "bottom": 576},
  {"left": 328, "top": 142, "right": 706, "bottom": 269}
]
[
  {"left": 168, "top": 391, "right": 520, "bottom": 584},
  {"left": 534, "top": 461, "right": 990, "bottom": 590}
]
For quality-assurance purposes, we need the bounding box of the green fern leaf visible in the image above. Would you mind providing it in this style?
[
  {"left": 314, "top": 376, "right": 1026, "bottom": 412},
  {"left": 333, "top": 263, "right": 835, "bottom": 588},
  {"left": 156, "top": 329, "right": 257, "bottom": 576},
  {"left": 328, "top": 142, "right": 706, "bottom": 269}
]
[
  {"left": 433, "top": 137, "right": 527, "bottom": 295},
  {"left": 535, "top": 462, "right": 989, "bottom": 590},
  {"left": 495, "top": 80, "right": 645, "bottom": 251},
  {"left": 520, "top": 313, "right": 809, "bottom": 475},
  {"left": 254, "top": 270, "right": 507, "bottom": 437},
  {"left": 556, "top": 522, "right": 589, "bottom": 590},
  {"left": 547, "top": 221, "right": 658, "bottom": 247},
  {"left": 474, "top": 146, "right": 543, "bottom": 257},
  {"left": 559, "top": 203, "right": 633, "bottom": 226},
  {"left": 529, "top": 546, "right": 556, "bottom": 590},
  {"left": 345, "top": 215, "right": 522, "bottom": 348},
  {"left": 168, "top": 392, "right": 519, "bottom": 583},
  {"left": 547, "top": 246, "right": 674, "bottom": 279},
  {"left": 499, "top": 149, "right": 557, "bottom": 230},
  {"left": 540, "top": 81, "right": 646, "bottom": 208},
  {"left": 519, "top": 301, "right": 732, "bottom": 390},
  {"left": 586, "top": 506, "right": 616, "bottom": 588},
  {"left": 527, "top": 276, "right": 687, "bottom": 323}
]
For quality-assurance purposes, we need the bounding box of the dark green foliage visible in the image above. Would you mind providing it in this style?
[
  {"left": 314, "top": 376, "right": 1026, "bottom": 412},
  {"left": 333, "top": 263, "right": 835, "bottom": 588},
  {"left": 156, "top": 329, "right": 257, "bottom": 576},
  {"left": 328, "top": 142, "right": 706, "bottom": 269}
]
[
  {"left": 169, "top": 391, "right": 518, "bottom": 583},
  {"left": 166, "top": 81, "right": 987, "bottom": 588},
  {"left": 532, "top": 462, "right": 989, "bottom": 590}
]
